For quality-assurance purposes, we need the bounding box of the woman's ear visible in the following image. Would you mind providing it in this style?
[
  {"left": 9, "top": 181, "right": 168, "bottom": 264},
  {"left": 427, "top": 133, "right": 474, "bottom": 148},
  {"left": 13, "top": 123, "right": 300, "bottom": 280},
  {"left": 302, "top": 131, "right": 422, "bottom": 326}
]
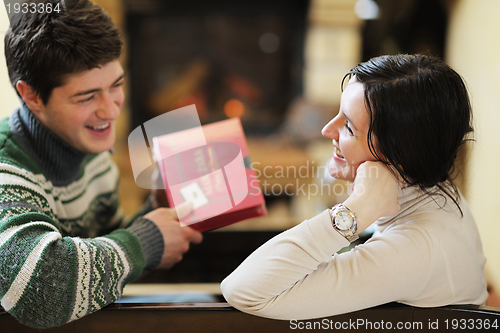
[{"left": 16, "top": 81, "right": 44, "bottom": 114}]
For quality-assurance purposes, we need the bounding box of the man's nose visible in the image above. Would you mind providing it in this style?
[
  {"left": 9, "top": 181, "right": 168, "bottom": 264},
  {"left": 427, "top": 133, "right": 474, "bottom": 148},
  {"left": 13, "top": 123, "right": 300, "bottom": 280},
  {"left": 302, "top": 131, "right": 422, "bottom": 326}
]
[{"left": 97, "top": 92, "right": 121, "bottom": 119}]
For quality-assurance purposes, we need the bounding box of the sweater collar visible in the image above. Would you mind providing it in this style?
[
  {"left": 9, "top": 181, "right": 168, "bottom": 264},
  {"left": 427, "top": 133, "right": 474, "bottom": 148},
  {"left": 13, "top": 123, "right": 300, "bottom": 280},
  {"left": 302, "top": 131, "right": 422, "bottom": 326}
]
[
  {"left": 374, "top": 185, "right": 443, "bottom": 226},
  {"left": 9, "top": 103, "right": 87, "bottom": 186}
]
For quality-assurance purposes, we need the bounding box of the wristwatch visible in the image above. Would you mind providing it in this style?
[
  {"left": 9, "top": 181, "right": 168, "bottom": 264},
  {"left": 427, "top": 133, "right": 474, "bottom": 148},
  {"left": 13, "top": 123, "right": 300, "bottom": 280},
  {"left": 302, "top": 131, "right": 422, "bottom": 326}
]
[{"left": 330, "top": 204, "right": 359, "bottom": 242}]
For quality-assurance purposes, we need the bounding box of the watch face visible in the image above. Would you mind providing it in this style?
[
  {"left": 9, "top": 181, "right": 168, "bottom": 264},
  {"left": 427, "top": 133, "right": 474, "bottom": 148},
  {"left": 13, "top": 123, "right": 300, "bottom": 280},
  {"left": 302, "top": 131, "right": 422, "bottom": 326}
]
[{"left": 335, "top": 211, "right": 353, "bottom": 230}]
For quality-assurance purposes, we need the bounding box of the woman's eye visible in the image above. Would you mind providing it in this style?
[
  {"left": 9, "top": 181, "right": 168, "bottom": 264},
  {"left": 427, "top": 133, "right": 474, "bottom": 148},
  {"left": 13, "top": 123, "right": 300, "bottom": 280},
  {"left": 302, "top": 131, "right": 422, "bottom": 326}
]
[{"left": 345, "top": 122, "right": 354, "bottom": 135}]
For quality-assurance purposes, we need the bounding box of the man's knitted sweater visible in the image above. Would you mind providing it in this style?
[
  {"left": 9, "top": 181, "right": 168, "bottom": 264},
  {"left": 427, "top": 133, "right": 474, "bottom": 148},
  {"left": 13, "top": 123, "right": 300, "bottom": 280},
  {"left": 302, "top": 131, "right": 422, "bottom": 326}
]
[{"left": 0, "top": 105, "right": 164, "bottom": 329}]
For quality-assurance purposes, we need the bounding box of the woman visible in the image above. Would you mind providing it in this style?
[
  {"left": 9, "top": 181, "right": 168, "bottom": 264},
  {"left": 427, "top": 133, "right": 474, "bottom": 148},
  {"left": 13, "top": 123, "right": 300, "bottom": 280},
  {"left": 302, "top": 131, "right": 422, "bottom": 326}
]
[{"left": 220, "top": 54, "right": 488, "bottom": 320}]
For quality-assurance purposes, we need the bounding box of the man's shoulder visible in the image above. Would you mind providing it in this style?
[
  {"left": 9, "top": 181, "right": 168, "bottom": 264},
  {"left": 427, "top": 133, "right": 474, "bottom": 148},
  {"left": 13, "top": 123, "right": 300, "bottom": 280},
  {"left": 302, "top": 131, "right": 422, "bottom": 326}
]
[
  {"left": 0, "top": 116, "right": 40, "bottom": 174},
  {"left": 0, "top": 116, "right": 11, "bottom": 138}
]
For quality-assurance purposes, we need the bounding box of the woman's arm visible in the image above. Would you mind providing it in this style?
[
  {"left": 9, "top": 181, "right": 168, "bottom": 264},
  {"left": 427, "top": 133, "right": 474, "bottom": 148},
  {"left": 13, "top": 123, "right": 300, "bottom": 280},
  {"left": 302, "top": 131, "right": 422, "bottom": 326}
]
[
  {"left": 220, "top": 209, "right": 433, "bottom": 320},
  {"left": 221, "top": 161, "right": 408, "bottom": 319}
]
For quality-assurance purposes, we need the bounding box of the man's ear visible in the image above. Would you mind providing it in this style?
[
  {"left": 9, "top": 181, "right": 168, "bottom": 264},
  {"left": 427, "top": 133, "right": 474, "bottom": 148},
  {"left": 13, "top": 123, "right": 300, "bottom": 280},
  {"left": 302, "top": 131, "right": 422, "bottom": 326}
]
[{"left": 16, "top": 81, "right": 44, "bottom": 114}]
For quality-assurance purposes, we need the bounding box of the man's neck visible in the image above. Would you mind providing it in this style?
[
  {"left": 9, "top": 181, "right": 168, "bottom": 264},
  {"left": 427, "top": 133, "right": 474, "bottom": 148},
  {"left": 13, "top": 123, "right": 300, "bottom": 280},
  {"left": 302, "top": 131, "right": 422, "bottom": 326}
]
[{"left": 9, "top": 103, "right": 88, "bottom": 186}]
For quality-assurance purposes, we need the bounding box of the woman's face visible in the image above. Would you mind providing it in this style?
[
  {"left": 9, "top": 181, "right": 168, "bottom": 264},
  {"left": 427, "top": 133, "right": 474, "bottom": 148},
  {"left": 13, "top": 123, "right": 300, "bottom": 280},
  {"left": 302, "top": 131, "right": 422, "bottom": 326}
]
[{"left": 322, "top": 77, "right": 377, "bottom": 182}]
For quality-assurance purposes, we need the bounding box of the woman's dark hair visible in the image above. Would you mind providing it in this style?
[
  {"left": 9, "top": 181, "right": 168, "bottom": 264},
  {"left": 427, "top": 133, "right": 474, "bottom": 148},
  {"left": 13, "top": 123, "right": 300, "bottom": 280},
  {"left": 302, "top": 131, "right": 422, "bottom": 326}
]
[
  {"left": 4, "top": 0, "right": 123, "bottom": 105},
  {"left": 343, "top": 54, "right": 473, "bottom": 211}
]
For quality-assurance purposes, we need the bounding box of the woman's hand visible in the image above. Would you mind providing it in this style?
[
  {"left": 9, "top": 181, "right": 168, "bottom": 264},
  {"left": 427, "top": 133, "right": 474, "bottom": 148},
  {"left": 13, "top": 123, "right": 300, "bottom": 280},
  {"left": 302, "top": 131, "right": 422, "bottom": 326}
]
[{"left": 343, "top": 161, "right": 401, "bottom": 233}]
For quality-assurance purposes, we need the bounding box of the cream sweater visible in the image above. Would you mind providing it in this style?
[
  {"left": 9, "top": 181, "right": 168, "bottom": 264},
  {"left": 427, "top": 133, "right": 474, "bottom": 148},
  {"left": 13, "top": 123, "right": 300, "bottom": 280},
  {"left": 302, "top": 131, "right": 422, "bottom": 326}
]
[{"left": 221, "top": 186, "right": 488, "bottom": 320}]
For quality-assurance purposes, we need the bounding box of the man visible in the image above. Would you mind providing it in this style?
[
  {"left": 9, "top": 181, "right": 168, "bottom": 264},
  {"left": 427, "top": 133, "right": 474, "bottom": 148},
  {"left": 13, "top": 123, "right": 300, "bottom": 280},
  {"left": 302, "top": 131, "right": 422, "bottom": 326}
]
[{"left": 0, "top": 0, "right": 202, "bottom": 329}]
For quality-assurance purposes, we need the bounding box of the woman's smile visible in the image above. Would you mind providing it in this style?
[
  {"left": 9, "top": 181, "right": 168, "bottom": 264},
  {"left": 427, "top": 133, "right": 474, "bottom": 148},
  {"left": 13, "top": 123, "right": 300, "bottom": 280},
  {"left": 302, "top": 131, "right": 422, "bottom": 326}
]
[{"left": 333, "top": 146, "right": 345, "bottom": 160}]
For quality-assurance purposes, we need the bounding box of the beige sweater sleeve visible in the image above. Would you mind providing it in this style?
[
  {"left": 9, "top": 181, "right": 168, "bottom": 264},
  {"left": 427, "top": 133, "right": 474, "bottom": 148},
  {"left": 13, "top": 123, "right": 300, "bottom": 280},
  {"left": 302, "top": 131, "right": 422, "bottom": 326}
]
[{"left": 220, "top": 209, "right": 439, "bottom": 320}]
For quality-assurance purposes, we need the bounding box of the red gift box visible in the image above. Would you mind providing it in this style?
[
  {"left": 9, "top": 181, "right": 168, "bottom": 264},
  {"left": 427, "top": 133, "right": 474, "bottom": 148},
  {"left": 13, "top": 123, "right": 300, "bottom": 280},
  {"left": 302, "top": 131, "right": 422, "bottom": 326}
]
[{"left": 152, "top": 117, "right": 267, "bottom": 232}]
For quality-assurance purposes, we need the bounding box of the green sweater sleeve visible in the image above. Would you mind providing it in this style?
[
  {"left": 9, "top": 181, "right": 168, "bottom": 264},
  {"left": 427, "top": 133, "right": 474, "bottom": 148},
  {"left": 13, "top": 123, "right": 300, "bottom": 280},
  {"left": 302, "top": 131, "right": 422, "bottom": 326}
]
[
  {"left": 0, "top": 167, "right": 163, "bottom": 329},
  {"left": 1, "top": 212, "right": 141, "bottom": 328}
]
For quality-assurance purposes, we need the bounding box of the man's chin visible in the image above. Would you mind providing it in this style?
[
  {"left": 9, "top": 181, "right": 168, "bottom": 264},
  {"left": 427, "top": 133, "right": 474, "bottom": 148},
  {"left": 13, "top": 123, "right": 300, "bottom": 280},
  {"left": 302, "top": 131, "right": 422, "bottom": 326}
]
[{"left": 79, "top": 141, "right": 115, "bottom": 155}]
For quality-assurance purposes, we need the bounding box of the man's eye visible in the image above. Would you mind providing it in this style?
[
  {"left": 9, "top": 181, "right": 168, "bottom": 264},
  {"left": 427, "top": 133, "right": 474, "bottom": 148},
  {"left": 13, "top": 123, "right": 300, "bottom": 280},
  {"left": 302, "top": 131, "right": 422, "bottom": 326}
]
[
  {"left": 113, "top": 79, "right": 124, "bottom": 88},
  {"left": 78, "top": 95, "right": 94, "bottom": 103}
]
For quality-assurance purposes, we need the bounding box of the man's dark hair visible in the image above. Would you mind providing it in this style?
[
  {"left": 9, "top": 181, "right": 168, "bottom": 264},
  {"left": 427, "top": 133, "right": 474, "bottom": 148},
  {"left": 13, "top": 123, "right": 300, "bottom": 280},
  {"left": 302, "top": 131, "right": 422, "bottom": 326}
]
[
  {"left": 343, "top": 54, "right": 473, "bottom": 212},
  {"left": 4, "top": 0, "right": 123, "bottom": 105}
]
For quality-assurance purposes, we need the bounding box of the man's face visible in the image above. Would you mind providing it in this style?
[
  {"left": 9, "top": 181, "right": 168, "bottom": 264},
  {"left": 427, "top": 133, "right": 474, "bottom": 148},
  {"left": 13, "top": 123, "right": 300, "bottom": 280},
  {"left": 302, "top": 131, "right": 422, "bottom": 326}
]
[{"left": 35, "top": 60, "right": 125, "bottom": 154}]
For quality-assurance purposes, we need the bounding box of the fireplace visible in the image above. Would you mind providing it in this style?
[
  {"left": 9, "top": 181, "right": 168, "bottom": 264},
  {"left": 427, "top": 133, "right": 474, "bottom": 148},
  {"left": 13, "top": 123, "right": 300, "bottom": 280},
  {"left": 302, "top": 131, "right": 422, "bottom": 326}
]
[{"left": 124, "top": 0, "right": 310, "bottom": 135}]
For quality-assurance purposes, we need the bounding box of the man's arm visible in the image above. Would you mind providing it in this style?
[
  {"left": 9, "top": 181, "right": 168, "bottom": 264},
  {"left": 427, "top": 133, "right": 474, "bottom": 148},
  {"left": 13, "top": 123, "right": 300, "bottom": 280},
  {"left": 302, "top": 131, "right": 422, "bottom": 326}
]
[
  {"left": 0, "top": 161, "right": 162, "bottom": 329},
  {"left": 0, "top": 209, "right": 154, "bottom": 328}
]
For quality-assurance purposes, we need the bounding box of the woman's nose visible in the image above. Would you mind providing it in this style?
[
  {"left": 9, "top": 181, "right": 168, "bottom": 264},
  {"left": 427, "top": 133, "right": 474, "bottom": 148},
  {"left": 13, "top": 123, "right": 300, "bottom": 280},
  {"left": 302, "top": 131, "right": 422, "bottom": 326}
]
[{"left": 321, "top": 116, "right": 340, "bottom": 140}]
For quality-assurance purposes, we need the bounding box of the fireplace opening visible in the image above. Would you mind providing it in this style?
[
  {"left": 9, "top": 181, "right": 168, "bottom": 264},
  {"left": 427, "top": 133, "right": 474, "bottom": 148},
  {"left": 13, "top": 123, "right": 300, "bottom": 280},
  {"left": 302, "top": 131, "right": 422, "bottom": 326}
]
[{"left": 125, "top": 0, "right": 310, "bottom": 135}]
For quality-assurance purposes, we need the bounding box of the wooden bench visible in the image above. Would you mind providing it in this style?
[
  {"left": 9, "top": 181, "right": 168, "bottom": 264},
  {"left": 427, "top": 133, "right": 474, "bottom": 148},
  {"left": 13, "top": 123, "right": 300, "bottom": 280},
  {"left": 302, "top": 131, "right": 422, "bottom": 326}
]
[
  {"left": 2, "top": 302, "right": 500, "bottom": 332},
  {"left": 3, "top": 232, "right": 499, "bottom": 331}
]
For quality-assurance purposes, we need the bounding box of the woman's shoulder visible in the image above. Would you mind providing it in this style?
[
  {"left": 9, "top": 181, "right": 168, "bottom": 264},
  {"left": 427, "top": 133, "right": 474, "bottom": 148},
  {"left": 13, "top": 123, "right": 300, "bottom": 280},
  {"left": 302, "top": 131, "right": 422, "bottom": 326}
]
[
  {"left": 377, "top": 194, "right": 481, "bottom": 258},
  {"left": 374, "top": 185, "right": 475, "bottom": 234}
]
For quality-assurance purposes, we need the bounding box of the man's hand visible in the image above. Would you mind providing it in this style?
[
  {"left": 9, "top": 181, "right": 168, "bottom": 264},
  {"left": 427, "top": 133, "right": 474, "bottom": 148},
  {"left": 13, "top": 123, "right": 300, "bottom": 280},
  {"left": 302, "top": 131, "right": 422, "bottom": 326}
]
[{"left": 144, "top": 203, "right": 203, "bottom": 269}]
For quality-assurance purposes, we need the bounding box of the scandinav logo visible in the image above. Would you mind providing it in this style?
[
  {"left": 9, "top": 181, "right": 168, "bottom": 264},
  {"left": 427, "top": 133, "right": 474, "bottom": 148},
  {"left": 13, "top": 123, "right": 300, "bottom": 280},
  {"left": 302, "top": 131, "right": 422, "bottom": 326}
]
[{"left": 127, "top": 104, "right": 250, "bottom": 223}]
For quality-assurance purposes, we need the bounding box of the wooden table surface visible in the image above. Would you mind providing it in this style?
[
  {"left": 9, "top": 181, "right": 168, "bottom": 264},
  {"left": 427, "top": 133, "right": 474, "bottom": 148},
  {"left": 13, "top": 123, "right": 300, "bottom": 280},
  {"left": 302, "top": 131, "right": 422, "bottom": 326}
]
[{"left": 2, "top": 301, "right": 500, "bottom": 333}]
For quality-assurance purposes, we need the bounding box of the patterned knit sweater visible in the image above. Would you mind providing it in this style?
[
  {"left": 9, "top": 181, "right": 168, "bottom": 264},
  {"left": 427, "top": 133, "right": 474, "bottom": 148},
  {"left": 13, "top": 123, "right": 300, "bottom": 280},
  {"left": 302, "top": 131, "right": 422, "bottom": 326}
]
[{"left": 0, "top": 105, "right": 164, "bottom": 329}]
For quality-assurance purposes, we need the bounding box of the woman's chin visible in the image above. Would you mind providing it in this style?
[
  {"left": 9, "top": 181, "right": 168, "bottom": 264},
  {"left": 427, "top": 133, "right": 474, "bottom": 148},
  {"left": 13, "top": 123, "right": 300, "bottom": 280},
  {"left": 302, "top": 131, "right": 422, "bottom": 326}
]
[
  {"left": 327, "top": 159, "right": 355, "bottom": 182},
  {"left": 329, "top": 173, "right": 355, "bottom": 182}
]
